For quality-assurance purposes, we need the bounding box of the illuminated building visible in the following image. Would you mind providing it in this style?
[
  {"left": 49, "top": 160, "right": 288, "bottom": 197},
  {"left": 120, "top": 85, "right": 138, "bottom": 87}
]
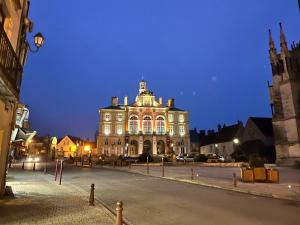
[
  {"left": 0, "top": 0, "right": 33, "bottom": 197},
  {"left": 97, "top": 80, "right": 190, "bottom": 156}
]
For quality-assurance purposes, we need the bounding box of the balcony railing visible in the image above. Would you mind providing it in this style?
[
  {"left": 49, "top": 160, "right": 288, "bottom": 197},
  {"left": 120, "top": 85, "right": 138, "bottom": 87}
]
[{"left": 0, "top": 25, "right": 23, "bottom": 96}]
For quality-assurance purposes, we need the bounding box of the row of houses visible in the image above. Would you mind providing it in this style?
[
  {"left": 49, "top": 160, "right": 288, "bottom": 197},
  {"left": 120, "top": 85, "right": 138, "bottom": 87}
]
[
  {"left": 24, "top": 135, "right": 97, "bottom": 159},
  {"left": 189, "top": 117, "right": 275, "bottom": 161},
  {"left": 23, "top": 117, "right": 273, "bottom": 163}
]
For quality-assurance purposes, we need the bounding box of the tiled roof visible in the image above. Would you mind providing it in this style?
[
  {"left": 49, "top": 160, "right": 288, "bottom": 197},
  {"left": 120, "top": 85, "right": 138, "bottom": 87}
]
[
  {"left": 102, "top": 105, "right": 124, "bottom": 110},
  {"left": 249, "top": 117, "right": 273, "bottom": 137},
  {"left": 200, "top": 124, "right": 243, "bottom": 146},
  {"left": 168, "top": 107, "right": 185, "bottom": 112}
]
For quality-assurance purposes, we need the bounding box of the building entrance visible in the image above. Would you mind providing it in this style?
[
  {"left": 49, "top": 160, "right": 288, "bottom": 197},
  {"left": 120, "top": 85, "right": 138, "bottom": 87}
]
[{"left": 143, "top": 140, "right": 152, "bottom": 155}]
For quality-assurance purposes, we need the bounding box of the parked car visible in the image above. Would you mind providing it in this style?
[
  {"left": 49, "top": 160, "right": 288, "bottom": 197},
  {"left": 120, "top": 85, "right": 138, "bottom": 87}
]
[
  {"left": 176, "top": 154, "right": 194, "bottom": 162},
  {"left": 206, "top": 153, "right": 225, "bottom": 163}
]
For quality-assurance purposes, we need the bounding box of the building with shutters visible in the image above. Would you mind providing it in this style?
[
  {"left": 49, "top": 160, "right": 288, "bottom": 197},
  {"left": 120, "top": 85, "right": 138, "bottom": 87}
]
[{"left": 97, "top": 80, "right": 190, "bottom": 157}]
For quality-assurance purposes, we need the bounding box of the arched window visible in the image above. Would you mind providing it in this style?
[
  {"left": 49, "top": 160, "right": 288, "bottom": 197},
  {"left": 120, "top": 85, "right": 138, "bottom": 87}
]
[
  {"left": 156, "top": 116, "right": 165, "bottom": 134},
  {"left": 129, "top": 115, "right": 139, "bottom": 134},
  {"left": 143, "top": 116, "right": 152, "bottom": 134}
]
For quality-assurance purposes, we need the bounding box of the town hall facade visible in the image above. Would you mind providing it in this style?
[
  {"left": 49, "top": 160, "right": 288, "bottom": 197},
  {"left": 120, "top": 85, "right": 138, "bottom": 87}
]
[{"left": 97, "top": 80, "right": 190, "bottom": 156}]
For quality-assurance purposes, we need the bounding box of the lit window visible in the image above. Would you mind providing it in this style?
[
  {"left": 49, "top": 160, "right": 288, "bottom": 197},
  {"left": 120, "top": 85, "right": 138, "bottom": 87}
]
[
  {"left": 129, "top": 116, "right": 139, "bottom": 134},
  {"left": 179, "top": 114, "right": 184, "bottom": 123},
  {"left": 143, "top": 116, "right": 152, "bottom": 134},
  {"left": 116, "top": 124, "right": 123, "bottom": 135},
  {"left": 169, "top": 125, "right": 175, "bottom": 136},
  {"left": 179, "top": 125, "right": 185, "bottom": 136},
  {"left": 168, "top": 114, "right": 174, "bottom": 123},
  {"left": 156, "top": 117, "right": 165, "bottom": 134},
  {"left": 116, "top": 113, "right": 123, "bottom": 121},
  {"left": 104, "top": 113, "right": 111, "bottom": 121},
  {"left": 104, "top": 124, "right": 110, "bottom": 135}
]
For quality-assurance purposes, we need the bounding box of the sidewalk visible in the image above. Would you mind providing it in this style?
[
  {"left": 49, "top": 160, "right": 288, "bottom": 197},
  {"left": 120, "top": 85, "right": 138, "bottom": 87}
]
[
  {"left": 101, "top": 164, "right": 300, "bottom": 202},
  {"left": 0, "top": 169, "right": 115, "bottom": 225}
]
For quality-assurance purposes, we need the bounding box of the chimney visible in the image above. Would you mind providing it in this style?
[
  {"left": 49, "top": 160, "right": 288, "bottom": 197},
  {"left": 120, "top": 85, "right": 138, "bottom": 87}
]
[
  {"left": 167, "top": 98, "right": 174, "bottom": 108},
  {"left": 111, "top": 96, "right": 118, "bottom": 106},
  {"left": 237, "top": 120, "right": 243, "bottom": 126},
  {"left": 217, "top": 124, "right": 222, "bottom": 132},
  {"left": 158, "top": 97, "right": 163, "bottom": 105},
  {"left": 199, "top": 130, "right": 206, "bottom": 137},
  {"left": 124, "top": 96, "right": 128, "bottom": 106}
]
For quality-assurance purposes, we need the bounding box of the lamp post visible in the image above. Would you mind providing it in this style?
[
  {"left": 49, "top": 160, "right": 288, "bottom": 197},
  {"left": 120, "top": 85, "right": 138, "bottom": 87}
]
[{"left": 233, "top": 138, "right": 240, "bottom": 162}]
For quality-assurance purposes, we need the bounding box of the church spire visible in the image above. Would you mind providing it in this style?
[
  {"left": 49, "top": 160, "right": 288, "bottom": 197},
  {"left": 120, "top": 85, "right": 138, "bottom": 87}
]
[
  {"left": 279, "top": 23, "right": 287, "bottom": 47},
  {"left": 269, "top": 29, "right": 276, "bottom": 52},
  {"left": 268, "top": 29, "right": 278, "bottom": 64},
  {"left": 279, "top": 23, "right": 289, "bottom": 56}
]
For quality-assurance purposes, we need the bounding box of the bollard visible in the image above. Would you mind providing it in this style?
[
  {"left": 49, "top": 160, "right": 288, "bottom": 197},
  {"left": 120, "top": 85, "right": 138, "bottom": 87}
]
[
  {"left": 89, "top": 184, "right": 95, "bottom": 206},
  {"left": 44, "top": 160, "right": 47, "bottom": 174},
  {"left": 162, "top": 157, "right": 164, "bottom": 177},
  {"left": 54, "top": 159, "right": 59, "bottom": 181},
  {"left": 129, "top": 162, "right": 131, "bottom": 169},
  {"left": 22, "top": 162, "right": 24, "bottom": 170},
  {"left": 59, "top": 160, "right": 64, "bottom": 185},
  {"left": 115, "top": 201, "right": 123, "bottom": 225},
  {"left": 233, "top": 172, "right": 237, "bottom": 187},
  {"left": 147, "top": 156, "right": 149, "bottom": 175},
  {"left": 191, "top": 168, "right": 194, "bottom": 180},
  {"left": 33, "top": 162, "right": 36, "bottom": 171},
  {"left": 113, "top": 161, "right": 116, "bottom": 168},
  {"left": 9, "top": 161, "right": 11, "bottom": 169}
]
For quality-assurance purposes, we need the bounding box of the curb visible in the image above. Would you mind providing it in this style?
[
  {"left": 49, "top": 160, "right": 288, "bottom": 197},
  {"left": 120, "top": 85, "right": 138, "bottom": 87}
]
[{"left": 101, "top": 166, "right": 299, "bottom": 202}]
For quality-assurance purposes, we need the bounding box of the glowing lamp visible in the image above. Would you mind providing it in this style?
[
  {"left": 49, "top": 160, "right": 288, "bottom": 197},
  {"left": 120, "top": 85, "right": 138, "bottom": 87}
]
[
  {"left": 84, "top": 145, "right": 91, "bottom": 152},
  {"left": 233, "top": 138, "right": 240, "bottom": 144},
  {"left": 34, "top": 32, "right": 45, "bottom": 48}
]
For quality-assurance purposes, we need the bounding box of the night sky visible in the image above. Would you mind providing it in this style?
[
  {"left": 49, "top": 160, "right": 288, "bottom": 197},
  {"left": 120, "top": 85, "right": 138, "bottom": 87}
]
[{"left": 21, "top": 0, "right": 300, "bottom": 140}]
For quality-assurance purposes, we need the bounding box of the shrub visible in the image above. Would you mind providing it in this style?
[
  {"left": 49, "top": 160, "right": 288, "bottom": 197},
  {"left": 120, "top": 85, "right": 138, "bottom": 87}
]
[
  {"left": 249, "top": 154, "right": 265, "bottom": 168},
  {"left": 138, "top": 153, "right": 153, "bottom": 163},
  {"left": 194, "top": 154, "right": 208, "bottom": 162}
]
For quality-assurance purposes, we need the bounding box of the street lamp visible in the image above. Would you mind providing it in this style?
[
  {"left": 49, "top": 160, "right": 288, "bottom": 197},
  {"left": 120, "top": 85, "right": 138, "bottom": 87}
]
[
  {"left": 233, "top": 138, "right": 240, "bottom": 145},
  {"left": 27, "top": 32, "right": 45, "bottom": 53}
]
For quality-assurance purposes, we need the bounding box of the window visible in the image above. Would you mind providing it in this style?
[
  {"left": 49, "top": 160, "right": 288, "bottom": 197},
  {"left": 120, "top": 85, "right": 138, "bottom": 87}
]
[
  {"left": 104, "top": 113, "right": 111, "bottom": 121},
  {"left": 143, "top": 116, "right": 152, "bottom": 134},
  {"left": 116, "top": 113, "right": 123, "bottom": 121},
  {"left": 104, "top": 124, "right": 110, "bottom": 135},
  {"left": 169, "top": 125, "right": 175, "bottom": 136},
  {"left": 156, "top": 117, "right": 165, "bottom": 134},
  {"left": 168, "top": 114, "right": 174, "bottom": 123},
  {"left": 129, "top": 116, "right": 139, "bottom": 134},
  {"left": 0, "top": 8, "right": 6, "bottom": 27},
  {"left": 179, "top": 114, "right": 184, "bottom": 123},
  {"left": 116, "top": 124, "right": 123, "bottom": 135},
  {"left": 179, "top": 125, "right": 185, "bottom": 136}
]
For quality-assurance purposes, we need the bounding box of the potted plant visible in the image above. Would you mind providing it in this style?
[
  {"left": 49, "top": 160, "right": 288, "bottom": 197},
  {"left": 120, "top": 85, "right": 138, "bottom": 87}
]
[{"left": 249, "top": 154, "right": 266, "bottom": 182}]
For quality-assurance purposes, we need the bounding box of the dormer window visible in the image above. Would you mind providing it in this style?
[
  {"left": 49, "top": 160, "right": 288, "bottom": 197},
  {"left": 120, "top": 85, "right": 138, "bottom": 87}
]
[{"left": 104, "top": 113, "right": 111, "bottom": 121}]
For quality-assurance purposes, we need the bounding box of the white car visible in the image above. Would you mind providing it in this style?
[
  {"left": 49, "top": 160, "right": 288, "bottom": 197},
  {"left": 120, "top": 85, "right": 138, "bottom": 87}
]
[
  {"left": 27, "top": 156, "right": 40, "bottom": 162},
  {"left": 176, "top": 155, "right": 194, "bottom": 162}
]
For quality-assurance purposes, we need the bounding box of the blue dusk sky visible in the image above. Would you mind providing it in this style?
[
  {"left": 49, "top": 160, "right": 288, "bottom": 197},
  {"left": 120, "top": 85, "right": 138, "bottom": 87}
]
[{"left": 21, "top": 0, "right": 300, "bottom": 140}]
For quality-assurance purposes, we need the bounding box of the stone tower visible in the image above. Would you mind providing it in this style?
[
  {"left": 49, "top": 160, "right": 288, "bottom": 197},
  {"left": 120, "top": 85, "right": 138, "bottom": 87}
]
[{"left": 268, "top": 23, "right": 300, "bottom": 166}]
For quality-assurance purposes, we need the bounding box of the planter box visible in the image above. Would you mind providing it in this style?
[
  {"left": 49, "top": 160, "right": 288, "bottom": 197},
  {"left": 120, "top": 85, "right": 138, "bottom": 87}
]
[
  {"left": 267, "top": 169, "right": 279, "bottom": 183},
  {"left": 253, "top": 168, "right": 267, "bottom": 182},
  {"left": 240, "top": 168, "right": 254, "bottom": 182}
]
